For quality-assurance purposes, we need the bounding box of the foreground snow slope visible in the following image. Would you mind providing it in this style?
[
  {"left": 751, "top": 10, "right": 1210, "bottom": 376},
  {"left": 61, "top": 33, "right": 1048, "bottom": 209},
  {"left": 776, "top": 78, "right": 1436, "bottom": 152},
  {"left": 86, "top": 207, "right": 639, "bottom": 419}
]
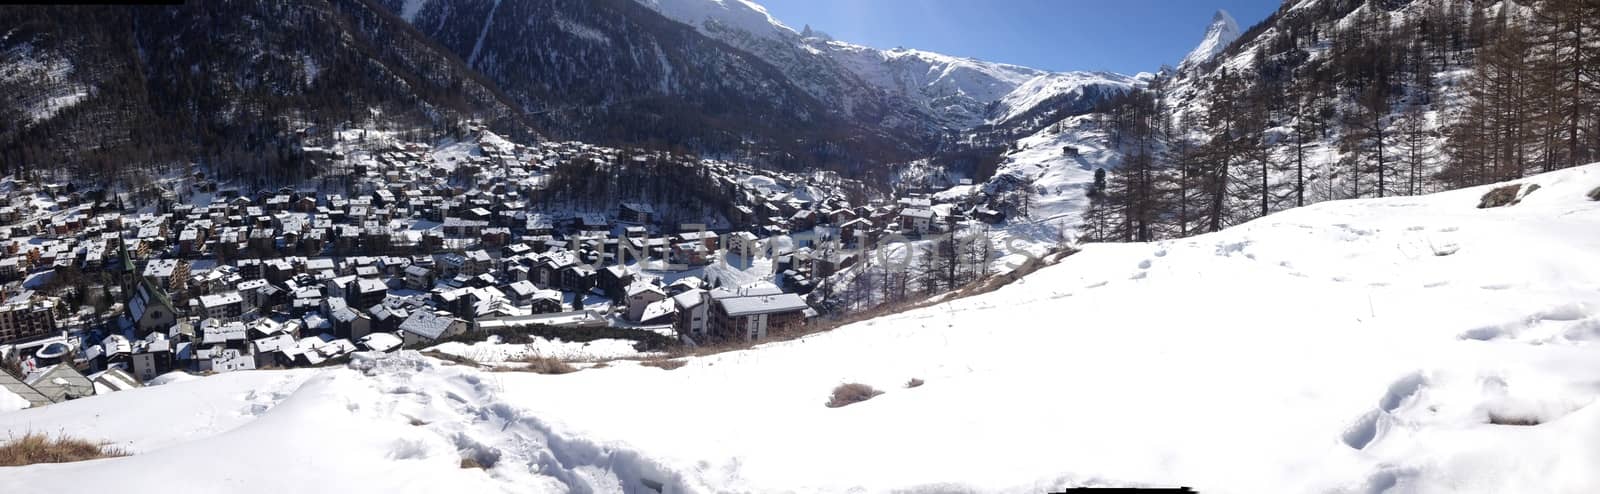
[{"left": 4, "top": 165, "right": 1600, "bottom": 493}]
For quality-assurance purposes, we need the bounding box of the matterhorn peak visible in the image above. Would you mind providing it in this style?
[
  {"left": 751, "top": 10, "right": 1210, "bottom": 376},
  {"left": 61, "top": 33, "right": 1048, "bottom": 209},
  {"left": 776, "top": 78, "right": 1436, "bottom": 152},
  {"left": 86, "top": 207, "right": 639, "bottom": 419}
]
[{"left": 1179, "top": 9, "right": 1242, "bottom": 68}]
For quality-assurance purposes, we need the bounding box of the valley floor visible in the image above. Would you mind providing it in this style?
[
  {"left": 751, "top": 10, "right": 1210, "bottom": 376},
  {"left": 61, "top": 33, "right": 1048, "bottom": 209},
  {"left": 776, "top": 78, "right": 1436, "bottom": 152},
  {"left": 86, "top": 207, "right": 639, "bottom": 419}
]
[{"left": 3, "top": 165, "right": 1599, "bottom": 493}]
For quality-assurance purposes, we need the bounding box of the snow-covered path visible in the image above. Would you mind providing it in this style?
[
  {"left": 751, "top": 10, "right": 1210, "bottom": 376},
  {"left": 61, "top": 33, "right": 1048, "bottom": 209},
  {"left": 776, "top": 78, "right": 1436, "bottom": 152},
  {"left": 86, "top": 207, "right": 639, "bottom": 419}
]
[{"left": 2, "top": 165, "right": 1598, "bottom": 493}]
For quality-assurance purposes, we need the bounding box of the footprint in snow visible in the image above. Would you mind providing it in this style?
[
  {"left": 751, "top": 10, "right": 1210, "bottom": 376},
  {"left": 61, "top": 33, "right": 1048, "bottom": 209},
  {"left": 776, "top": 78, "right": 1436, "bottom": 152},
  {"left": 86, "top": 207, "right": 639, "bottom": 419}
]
[
  {"left": 1379, "top": 372, "right": 1428, "bottom": 413},
  {"left": 1458, "top": 325, "right": 1506, "bottom": 341},
  {"left": 1341, "top": 372, "right": 1429, "bottom": 451},
  {"left": 1137, "top": 259, "right": 1152, "bottom": 269},
  {"left": 1341, "top": 410, "right": 1385, "bottom": 450}
]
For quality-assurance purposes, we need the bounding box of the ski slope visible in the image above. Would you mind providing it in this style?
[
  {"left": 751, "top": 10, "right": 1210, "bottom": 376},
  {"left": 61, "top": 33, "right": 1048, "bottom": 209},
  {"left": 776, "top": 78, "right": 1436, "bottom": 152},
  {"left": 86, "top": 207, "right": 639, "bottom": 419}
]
[{"left": 2, "top": 165, "right": 1598, "bottom": 493}]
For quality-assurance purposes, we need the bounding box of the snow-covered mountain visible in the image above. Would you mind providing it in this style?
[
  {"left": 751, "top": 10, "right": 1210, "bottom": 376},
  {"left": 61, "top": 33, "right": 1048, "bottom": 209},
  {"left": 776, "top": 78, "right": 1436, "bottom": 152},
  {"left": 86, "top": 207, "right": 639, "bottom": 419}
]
[
  {"left": 1178, "top": 9, "right": 1242, "bottom": 69},
  {"left": 4, "top": 164, "right": 1597, "bottom": 492},
  {"left": 372, "top": 0, "right": 913, "bottom": 167},
  {"left": 633, "top": 0, "right": 1139, "bottom": 131},
  {"left": 989, "top": 71, "right": 1141, "bottom": 128}
]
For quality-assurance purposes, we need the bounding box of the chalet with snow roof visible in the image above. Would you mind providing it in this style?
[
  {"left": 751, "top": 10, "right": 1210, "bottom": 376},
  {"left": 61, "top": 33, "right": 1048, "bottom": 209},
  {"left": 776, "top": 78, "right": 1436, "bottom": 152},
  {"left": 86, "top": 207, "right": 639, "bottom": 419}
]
[{"left": 397, "top": 310, "right": 467, "bottom": 346}]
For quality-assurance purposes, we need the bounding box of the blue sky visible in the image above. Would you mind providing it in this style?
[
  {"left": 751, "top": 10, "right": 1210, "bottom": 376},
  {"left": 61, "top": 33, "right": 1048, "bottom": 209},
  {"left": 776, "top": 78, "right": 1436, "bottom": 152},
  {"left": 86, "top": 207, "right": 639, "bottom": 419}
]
[{"left": 758, "top": 0, "right": 1283, "bottom": 75}]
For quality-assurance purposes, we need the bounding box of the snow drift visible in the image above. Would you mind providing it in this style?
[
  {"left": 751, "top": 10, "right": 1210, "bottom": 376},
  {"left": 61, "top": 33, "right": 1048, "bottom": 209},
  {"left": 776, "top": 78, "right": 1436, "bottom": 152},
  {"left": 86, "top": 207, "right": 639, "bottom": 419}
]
[{"left": 2, "top": 165, "right": 1599, "bottom": 493}]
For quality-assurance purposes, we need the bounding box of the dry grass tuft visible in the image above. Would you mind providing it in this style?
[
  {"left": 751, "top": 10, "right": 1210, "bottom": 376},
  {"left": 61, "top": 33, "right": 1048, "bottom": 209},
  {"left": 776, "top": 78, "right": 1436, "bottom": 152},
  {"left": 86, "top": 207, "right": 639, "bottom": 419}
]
[
  {"left": 826, "top": 383, "right": 884, "bottom": 408},
  {"left": 905, "top": 378, "right": 925, "bottom": 388},
  {"left": 640, "top": 359, "right": 687, "bottom": 371},
  {"left": 1478, "top": 184, "right": 1524, "bottom": 208},
  {"left": 460, "top": 457, "right": 484, "bottom": 469},
  {"left": 1487, "top": 412, "right": 1542, "bottom": 426},
  {"left": 590, "top": 362, "right": 610, "bottom": 369},
  {"left": 509, "top": 355, "right": 577, "bottom": 375},
  {"left": 0, "top": 432, "right": 128, "bottom": 466},
  {"left": 420, "top": 350, "right": 480, "bottom": 367}
]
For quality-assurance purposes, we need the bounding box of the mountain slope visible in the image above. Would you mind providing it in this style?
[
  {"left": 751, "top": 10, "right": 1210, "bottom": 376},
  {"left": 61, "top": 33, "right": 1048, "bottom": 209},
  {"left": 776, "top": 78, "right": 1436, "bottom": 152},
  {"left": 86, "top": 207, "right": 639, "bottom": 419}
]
[
  {"left": 0, "top": 0, "right": 529, "bottom": 179},
  {"left": 373, "top": 0, "right": 922, "bottom": 172},
  {"left": 3, "top": 165, "right": 1597, "bottom": 492}
]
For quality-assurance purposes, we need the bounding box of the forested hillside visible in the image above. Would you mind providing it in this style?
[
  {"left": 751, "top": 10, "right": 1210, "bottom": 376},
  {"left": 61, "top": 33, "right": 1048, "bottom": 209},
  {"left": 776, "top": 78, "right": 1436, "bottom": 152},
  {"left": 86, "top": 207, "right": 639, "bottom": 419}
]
[
  {"left": 1078, "top": 0, "right": 1599, "bottom": 243},
  {"left": 0, "top": 0, "right": 529, "bottom": 184}
]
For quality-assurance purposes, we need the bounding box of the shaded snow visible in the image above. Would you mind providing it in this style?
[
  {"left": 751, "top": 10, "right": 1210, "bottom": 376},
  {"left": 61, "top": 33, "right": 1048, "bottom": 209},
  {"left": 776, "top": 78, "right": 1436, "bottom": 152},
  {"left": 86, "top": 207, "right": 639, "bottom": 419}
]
[
  {"left": 553, "top": 14, "right": 611, "bottom": 45},
  {"left": 465, "top": 0, "right": 501, "bottom": 67},
  {"left": 399, "top": 0, "right": 430, "bottom": 22},
  {"left": 301, "top": 55, "right": 319, "bottom": 85},
  {"left": 28, "top": 89, "right": 86, "bottom": 122}
]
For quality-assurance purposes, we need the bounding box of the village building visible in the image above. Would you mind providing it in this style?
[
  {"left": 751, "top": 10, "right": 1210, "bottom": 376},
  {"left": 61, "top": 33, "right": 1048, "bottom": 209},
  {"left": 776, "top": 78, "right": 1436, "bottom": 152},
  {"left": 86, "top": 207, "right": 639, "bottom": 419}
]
[
  {"left": 709, "top": 284, "right": 809, "bottom": 341},
  {"left": 197, "top": 291, "right": 245, "bottom": 321},
  {"left": 129, "top": 278, "right": 178, "bottom": 338},
  {"left": 0, "top": 291, "right": 62, "bottom": 344},
  {"left": 397, "top": 310, "right": 467, "bottom": 346}
]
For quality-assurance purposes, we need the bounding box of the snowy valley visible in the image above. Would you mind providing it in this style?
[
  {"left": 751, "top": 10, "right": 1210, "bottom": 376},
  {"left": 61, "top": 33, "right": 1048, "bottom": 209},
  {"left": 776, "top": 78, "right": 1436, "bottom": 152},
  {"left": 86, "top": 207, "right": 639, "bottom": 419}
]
[{"left": 2, "top": 0, "right": 1600, "bottom": 492}]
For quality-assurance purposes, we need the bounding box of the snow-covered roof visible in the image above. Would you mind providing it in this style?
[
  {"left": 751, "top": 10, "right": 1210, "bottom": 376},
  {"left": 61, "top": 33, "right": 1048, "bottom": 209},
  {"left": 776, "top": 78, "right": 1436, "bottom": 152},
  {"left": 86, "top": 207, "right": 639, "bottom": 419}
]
[
  {"left": 671, "top": 288, "right": 708, "bottom": 309},
  {"left": 355, "top": 279, "right": 388, "bottom": 294},
  {"left": 711, "top": 282, "right": 784, "bottom": 300},
  {"left": 24, "top": 364, "right": 94, "bottom": 403},
  {"left": 399, "top": 311, "right": 460, "bottom": 340},
  {"left": 627, "top": 282, "right": 665, "bottom": 298},
  {"left": 143, "top": 258, "right": 179, "bottom": 277},
  {"left": 253, "top": 333, "right": 297, "bottom": 353},
  {"left": 359, "top": 332, "right": 403, "bottom": 353},
  {"left": 717, "top": 293, "right": 808, "bottom": 317},
  {"left": 198, "top": 291, "right": 243, "bottom": 308},
  {"left": 200, "top": 320, "right": 248, "bottom": 344},
  {"left": 89, "top": 368, "right": 142, "bottom": 394},
  {"left": 641, "top": 298, "right": 676, "bottom": 322},
  {"left": 507, "top": 280, "right": 538, "bottom": 297},
  {"left": 0, "top": 370, "right": 50, "bottom": 409}
]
